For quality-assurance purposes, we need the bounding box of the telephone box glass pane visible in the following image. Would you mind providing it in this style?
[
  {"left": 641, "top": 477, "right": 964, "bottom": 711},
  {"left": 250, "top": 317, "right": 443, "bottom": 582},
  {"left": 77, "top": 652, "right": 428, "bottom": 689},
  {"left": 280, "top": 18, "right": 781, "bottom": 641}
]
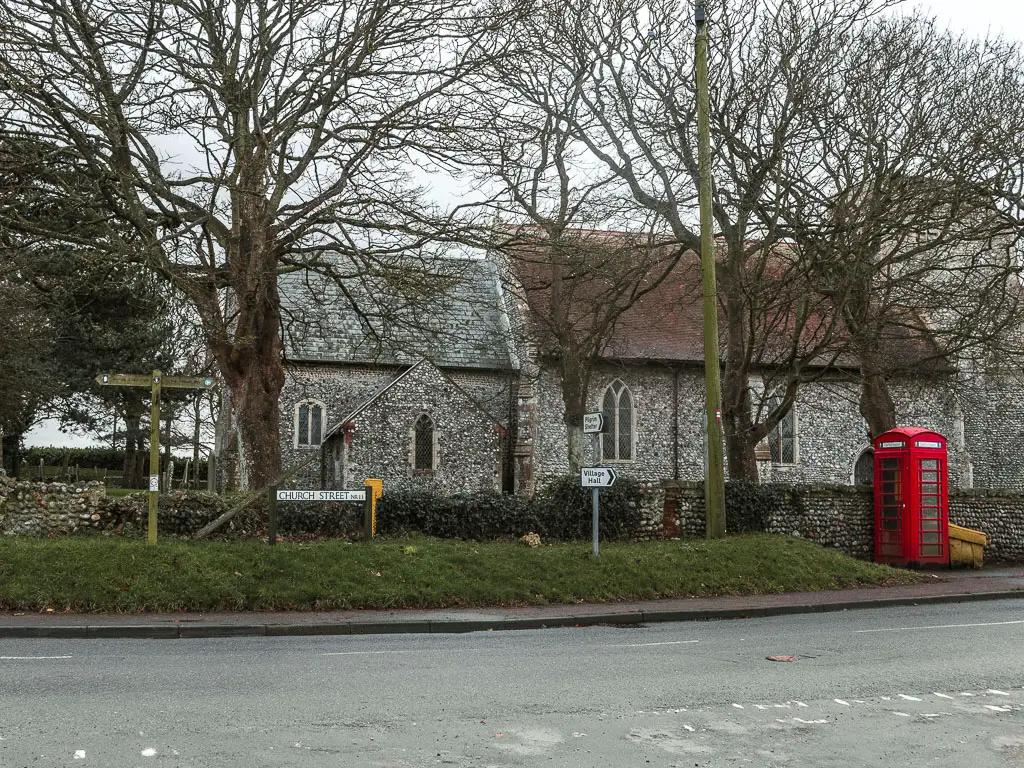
[
  {"left": 921, "top": 483, "right": 938, "bottom": 495},
  {"left": 921, "top": 544, "right": 941, "bottom": 556},
  {"left": 922, "top": 532, "right": 940, "bottom": 543},
  {"left": 921, "top": 471, "right": 938, "bottom": 482},
  {"left": 921, "top": 459, "right": 938, "bottom": 469},
  {"left": 882, "top": 458, "right": 899, "bottom": 469},
  {"left": 921, "top": 519, "right": 939, "bottom": 530}
]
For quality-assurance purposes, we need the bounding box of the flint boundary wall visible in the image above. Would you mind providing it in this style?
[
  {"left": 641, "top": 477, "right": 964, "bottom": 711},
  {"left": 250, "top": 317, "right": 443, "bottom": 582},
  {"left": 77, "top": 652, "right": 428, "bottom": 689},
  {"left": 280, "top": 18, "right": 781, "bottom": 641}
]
[
  {"left": 2, "top": 473, "right": 1024, "bottom": 562},
  {"left": 660, "top": 481, "right": 1024, "bottom": 562}
]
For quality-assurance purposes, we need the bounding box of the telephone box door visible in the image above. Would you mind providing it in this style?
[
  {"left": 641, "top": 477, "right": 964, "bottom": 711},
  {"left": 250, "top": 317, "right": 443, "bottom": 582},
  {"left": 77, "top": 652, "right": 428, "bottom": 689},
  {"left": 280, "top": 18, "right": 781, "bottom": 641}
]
[
  {"left": 914, "top": 454, "right": 947, "bottom": 563},
  {"left": 875, "top": 454, "right": 905, "bottom": 562}
]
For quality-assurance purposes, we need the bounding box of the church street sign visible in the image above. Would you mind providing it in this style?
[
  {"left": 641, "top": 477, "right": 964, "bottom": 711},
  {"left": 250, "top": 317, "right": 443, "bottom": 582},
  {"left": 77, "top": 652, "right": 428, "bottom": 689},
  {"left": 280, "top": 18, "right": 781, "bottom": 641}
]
[
  {"left": 276, "top": 489, "right": 366, "bottom": 502},
  {"left": 580, "top": 467, "right": 617, "bottom": 487},
  {"left": 583, "top": 412, "right": 605, "bottom": 434}
]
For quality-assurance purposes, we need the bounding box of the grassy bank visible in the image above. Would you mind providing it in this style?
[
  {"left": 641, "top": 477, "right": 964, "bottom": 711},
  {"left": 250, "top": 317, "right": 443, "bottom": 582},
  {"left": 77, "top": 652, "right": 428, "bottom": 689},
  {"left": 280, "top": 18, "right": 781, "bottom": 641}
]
[{"left": 0, "top": 534, "right": 922, "bottom": 613}]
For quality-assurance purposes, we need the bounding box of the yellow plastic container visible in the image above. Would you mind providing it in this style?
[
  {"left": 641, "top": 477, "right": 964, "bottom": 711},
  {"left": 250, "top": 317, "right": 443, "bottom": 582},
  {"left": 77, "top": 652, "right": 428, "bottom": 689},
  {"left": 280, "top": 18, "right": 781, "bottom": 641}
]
[{"left": 948, "top": 524, "right": 987, "bottom": 569}]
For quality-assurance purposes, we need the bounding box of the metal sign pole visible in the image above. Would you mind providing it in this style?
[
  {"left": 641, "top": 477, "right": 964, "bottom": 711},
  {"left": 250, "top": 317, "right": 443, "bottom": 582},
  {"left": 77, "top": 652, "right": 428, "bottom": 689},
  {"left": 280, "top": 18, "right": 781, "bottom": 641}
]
[
  {"left": 148, "top": 370, "right": 161, "bottom": 546},
  {"left": 592, "top": 428, "right": 600, "bottom": 557}
]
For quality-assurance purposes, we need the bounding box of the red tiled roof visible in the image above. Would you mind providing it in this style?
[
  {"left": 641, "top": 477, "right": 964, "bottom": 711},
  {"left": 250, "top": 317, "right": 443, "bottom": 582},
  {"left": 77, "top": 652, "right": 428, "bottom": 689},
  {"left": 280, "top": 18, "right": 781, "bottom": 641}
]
[{"left": 506, "top": 231, "right": 943, "bottom": 369}]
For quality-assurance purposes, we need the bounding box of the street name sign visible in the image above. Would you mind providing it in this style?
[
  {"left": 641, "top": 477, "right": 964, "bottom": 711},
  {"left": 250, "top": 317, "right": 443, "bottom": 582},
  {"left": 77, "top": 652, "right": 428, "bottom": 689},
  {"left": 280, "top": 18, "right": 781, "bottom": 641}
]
[
  {"left": 276, "top": 489, "right": 367, "bottom": 502},
  {"left": 580, "top": 467, "right": 616, "bottom": 487},
  {"left": 583, "top": 412, "right": 605, "bottom": 434}
]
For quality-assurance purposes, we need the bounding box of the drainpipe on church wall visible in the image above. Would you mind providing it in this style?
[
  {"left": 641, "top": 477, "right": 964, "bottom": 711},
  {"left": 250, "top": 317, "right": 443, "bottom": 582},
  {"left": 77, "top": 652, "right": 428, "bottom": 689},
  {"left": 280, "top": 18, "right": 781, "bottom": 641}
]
[{"left": 673, "top": 368, "right": 680, "bottom": 480}]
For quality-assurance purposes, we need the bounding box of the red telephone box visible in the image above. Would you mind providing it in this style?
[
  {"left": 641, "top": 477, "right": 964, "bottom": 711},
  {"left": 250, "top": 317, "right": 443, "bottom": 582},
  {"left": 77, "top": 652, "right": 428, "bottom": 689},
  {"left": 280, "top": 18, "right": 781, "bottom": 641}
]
[{"left": 873, "top": 427, "right": 949, "bottom": 567}]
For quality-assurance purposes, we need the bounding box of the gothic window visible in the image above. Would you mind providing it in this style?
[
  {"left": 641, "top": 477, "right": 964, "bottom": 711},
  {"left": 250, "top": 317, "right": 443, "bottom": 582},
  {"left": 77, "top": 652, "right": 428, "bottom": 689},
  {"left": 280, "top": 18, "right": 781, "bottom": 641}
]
[
  {"left": 413, "top": 414, "right": 435, "bottom": 471},
  {"left": 766, "top": 396, "right": 796, "bottom": 464},
  {"left": 295, "top": 400, "right": 326, "bottom": 448},
  {"left": 601, "top": 380, "right": 634, "bottom": 462}
]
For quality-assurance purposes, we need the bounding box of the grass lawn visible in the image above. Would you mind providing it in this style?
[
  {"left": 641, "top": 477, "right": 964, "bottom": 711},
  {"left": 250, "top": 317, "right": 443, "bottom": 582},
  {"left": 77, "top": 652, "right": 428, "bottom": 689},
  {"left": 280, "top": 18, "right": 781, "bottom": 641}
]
[{"left": 0, "top": 534, "right": 923, "bottom": 613}]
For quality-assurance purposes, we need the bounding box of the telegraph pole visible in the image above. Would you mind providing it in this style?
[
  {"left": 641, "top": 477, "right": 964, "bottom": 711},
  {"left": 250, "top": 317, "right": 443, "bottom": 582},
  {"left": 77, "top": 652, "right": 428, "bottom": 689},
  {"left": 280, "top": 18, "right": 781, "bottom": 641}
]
[{"left": 696, "top": 1, "right": 726, "bottom": 538}]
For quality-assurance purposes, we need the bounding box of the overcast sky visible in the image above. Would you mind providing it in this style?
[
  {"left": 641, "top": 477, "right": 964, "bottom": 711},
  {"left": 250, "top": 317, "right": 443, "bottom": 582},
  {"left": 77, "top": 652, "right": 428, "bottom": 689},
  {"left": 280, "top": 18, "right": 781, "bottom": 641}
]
[
  {"left": 24, "top": 0, "right": 1024, "bottom": 449},
  {"left": 915, "top": 0, "right": 1021, "bottom": 37}
]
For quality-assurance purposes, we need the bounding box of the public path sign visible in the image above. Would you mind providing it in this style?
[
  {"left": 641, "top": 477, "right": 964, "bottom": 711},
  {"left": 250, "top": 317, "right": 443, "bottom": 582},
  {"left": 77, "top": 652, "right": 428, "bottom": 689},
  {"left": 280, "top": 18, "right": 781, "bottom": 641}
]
[{"left": 96, "top": 370, "right": 218, "bottom": 545}]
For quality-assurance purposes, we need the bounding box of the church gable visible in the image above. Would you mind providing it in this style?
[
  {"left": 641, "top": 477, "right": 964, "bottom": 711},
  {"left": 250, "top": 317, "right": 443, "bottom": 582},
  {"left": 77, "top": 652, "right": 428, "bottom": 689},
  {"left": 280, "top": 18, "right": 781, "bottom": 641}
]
[{"left": 325, "top": 359, "right": 507, "bottom": 494}]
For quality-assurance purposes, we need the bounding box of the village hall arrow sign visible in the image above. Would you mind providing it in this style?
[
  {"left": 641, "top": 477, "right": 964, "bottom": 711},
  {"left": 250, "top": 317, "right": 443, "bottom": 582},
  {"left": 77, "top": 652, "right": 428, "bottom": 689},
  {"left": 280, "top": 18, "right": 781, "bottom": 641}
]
[{"left": 580, "top": 466, "right": 617, "bottom": 487}]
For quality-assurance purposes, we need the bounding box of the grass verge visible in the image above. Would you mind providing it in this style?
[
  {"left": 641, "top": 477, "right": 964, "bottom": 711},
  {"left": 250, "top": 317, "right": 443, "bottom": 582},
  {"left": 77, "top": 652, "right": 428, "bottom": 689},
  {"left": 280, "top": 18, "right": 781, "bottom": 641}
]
[{"left": 0, "top": 534, "right": 923, "bottom": 613}]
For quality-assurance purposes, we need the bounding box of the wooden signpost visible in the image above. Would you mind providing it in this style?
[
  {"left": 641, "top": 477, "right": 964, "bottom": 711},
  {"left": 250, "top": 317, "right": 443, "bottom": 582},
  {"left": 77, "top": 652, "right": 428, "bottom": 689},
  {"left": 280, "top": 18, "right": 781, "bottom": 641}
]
[{"left": 96, "top": 370, "right": 216, "bottom": 546}]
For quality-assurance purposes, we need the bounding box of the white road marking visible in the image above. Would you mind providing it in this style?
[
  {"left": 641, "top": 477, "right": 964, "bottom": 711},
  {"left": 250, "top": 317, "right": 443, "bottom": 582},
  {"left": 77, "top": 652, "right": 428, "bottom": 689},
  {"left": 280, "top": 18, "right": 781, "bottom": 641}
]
[
  {"left": 856, "top": 620, "right": 1024, "bottom": 633},
  {"left": 881, "top": 696, "right": 892, "bottom": 701},
  {"left": 732, "top": 703, "right": 744, "bottom": 709},
  {"left": 753, "top": 705, "right": 767, "bottom": 710},
  {"left": 898, "top": 694, "right": 922, "bottom": 701},
  {"left": 934, "top": 693, "right": 954, "bottom": 699},
  {"left": 323, "top": 651, "right": 393, "bottom": 656},
  {"left": 0, "top": 656, "right": 72, "bottom": 660},
  {"left": 795, "top": 701, "right": 808, "bottom": 708},
  {"left": 834, "top": 699, "right": 850, "bottom": 706},
  {"left": 772, "top": 703, "right": 791, "bottom": 709},
  {"left": 961, "top": 692, "right": 976, "bottom": 697},
  {"left": 922, "top": 713, "right": 946, "bottom": 718},
  {"left": 988, "top": 689, "right": 1011, "bottom": 696},
  {"left": 853, "top": 700, "right": 866, "bottom": 704},
  {"left": 74, "top": 751, "right": 85, "bottom": 759},
  {"left": 893, "top": 712, "right": 911, "bottom": 717},
  {"left": 141, "top": 748, "right": 156, "bottom": 757},
  {"left": 985, "top": 705, "right": 1013, "bottom": 712},
  {"left": 793, "top": 717, "right": 828, "bottom": 724},
  {"left": 608, "top": 640, "right": 699, "bottom": 648},
  {"left": 682, "top": 725, "right": 695, "bottom": 732}
]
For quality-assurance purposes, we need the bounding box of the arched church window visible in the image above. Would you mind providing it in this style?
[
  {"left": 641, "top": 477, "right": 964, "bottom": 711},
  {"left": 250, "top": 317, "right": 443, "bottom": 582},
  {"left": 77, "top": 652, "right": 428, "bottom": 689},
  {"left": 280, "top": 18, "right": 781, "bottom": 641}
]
[
  {"left": 295, "top": 400, "right": 326, "bottom": 448},
  {"left": 854, "top": 448, "right": 874, "bottom": 486},
  {"left": 601, "top": 380, "right": 634, "bottom": 462},
  {"left": 414, "top": 414, "right": 435, "bottom": 471}
]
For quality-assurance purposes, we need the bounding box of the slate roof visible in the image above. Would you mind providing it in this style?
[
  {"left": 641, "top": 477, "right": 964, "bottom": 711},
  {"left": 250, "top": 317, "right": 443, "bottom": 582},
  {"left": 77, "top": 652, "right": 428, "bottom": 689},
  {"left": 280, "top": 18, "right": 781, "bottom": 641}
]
[{"left": 279, "top": 256, "right": 512, "bottom": 370}]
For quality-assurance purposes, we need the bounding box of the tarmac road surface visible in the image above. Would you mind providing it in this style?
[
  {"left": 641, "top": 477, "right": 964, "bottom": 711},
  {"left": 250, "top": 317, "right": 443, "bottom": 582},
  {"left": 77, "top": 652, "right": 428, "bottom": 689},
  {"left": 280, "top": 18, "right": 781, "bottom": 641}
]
[{"left": 2, "top": 598, "right": 1023, "bottom": 766}]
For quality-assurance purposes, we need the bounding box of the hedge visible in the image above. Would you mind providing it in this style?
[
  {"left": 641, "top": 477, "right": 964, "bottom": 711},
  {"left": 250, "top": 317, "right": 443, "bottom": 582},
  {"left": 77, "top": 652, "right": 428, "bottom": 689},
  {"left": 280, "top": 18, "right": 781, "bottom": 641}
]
[
  {"left": 376, "top": 475, "right": 646, "bottom": 541},
  {"left": 21, "top": 447, "right": 208, "bottom": 478}
]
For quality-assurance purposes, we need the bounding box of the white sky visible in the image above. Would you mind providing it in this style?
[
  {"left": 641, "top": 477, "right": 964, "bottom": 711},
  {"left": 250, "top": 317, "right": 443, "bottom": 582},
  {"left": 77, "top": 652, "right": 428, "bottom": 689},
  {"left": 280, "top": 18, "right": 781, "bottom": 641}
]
[
  {"left": 23, "top": 0, "right": 1024, "bottom": 449},
  {"left": 916, "top": 0, "right": 1022, "bottom": 38}
]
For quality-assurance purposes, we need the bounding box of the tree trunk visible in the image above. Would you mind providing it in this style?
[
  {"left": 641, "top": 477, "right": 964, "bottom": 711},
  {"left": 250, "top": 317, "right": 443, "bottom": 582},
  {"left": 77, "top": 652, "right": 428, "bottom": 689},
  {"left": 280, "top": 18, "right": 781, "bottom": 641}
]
[
  {"left": 231, "top": 368, "right": 283, "bottom": 489},
  {"left": 859, "top": 362, "right": 897, "bottom": 439},
  {"left": 558, "top": 348, "right": 590, "bottom": 476},
  {"left": 121, "top": 410, "right": 146, "bottom": 489},
  {"left": 720, "top": 293, "right": 760, "bottom": 482},
  {"left": 722, "top": 409, "right": 759, "bottom": 483},
  {"left": 2, "top": 432, "right": 21, "bottom": 478}
]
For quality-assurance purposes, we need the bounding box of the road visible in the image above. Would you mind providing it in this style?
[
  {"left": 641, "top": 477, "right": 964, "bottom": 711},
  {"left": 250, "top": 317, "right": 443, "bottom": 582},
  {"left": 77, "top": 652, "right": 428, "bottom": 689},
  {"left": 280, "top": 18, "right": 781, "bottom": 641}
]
[{"left": 2, "top": 599, "right": 1023, "bottom": 767}]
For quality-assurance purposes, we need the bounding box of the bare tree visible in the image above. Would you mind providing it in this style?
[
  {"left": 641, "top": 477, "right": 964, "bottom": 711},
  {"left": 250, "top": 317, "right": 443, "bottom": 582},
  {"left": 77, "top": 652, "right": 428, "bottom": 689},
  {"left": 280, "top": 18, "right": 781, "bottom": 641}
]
[
  {"left": 779, "top": 16, "right": 1024, "bottom": 437},
  {"left": 445, "top": 75, "right": 687, "bottom": 472},
  {"left": 0, "top": 0, "right": 509, "bottom": 486},
  {"left": 479, "top": 0, "right": 876, "bottom": 480}
]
